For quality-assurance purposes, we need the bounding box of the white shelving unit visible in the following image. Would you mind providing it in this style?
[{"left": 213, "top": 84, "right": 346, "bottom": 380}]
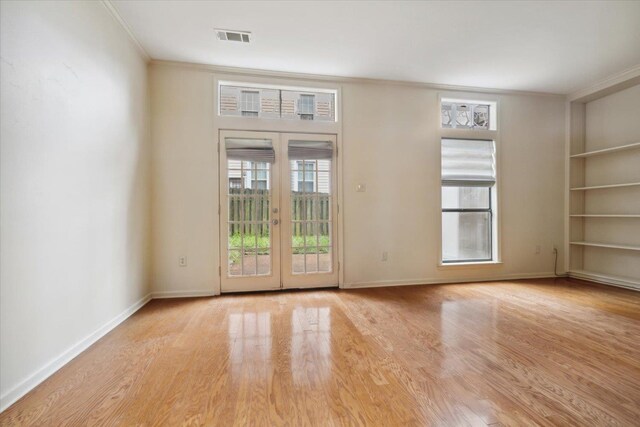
[
  {"left": 569, "top": 141, "right": 640, "bottom": 158},
  {"left": 566, "top": 75, "right": 640, "bottom": 291},
  {"left": 569, "top": 241, "right": 640, "bottom": 251},
  {"left": 570, "top": 214, "right": 640, "bottom": 218},
  {"left": 570, "top": 182, "right": 640, "bottom": 191}
]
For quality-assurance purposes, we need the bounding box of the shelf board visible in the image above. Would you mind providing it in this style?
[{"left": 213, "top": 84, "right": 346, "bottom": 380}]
[
  {"left": 570, "top": 214, "right": 640, "bottom": 218},
  {"left": 570, "top": 182, "right": 640, "bottom": 191},
  {"left": 569, "top": 270, "right": 639, "bottom": 290},
  {"left": 570, "top": 141, "right": 640, "bottom": 158},
  {"left": 570, "top": 241, "right": 640, "bottom": 251}
]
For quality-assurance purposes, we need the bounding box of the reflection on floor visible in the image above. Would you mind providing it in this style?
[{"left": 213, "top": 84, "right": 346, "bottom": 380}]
[{"left": 2, "top": 278, "right": 639, "bottom": 425}]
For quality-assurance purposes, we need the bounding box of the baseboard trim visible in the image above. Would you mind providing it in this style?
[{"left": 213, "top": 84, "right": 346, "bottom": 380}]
[
  {"left": 342, "top": 272, "right": 563, "bottom": 289},
  {"left": 0, "top": 293, "right": 152, "bottom": 413},
  {"left": 151, "top": 290, "right": 217, "bottom": 299},
  {"left": 569, "top": 271, "right": 639, "bottom": 291}
]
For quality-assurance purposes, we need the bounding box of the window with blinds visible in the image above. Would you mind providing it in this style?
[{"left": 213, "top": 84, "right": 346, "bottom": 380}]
[{"left": 441, "top": 138, "right": 496, "bottom": 263}]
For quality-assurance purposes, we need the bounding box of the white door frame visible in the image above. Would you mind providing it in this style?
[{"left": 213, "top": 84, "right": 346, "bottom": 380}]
[
  {"left": 281, "top": 133, "right": 339, "bottom": 289},
  {"left": 219, "top": 130, "right": 339, "bottom": 292},
  {"left": 219, "top": 130, "right": 282, "bottom": 292}
]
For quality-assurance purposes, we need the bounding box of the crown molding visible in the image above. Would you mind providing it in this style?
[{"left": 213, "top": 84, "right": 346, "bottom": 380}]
[
  {"left": 101, "top": 0, "right": 150, "bottom": 62},
  {"left": 150, "top": 59, "right": 566, "bottom": 98},
  {"left": 568, "top": 63, "right": 640, "bottom": 103}
]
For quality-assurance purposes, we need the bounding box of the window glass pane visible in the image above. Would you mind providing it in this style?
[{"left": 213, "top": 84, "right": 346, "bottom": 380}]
[
  {"left": 441, "top": 103, "right": 453, "bottom": 128},
  {"left": 220, "top": 84, "right": 335, "bottom": 121},
  {"left": 442, "top": 187, "right": 490, "bottom": 209},
  {"left": 455, "top": 104, "right": 473, "bottom": 128},
  {"left": 441, "top": 101, "right": 491, "bottom": 129},
  {"left": 442, "top": 212, "right": 491, "bottom": 262},
  {"left": 473, "top": 105, "right": 489, "bottom": 129}
]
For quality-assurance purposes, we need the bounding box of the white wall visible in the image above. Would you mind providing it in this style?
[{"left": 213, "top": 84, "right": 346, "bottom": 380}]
[
  {"left": 150, "top": 63, "right": 566, "bottom": 293},
  {"left": 0, "top": 1, "right": 150, "bottom": 408}
]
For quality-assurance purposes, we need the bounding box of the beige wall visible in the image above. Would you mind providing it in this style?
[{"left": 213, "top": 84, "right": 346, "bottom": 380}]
[
  {"left": 150, "top": 63, "right": 566, "bottom": 293},
  {"left": 0, "top": 1, "right": 150, "bottom": 408}
]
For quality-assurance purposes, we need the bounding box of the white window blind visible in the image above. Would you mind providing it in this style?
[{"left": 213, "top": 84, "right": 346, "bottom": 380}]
[
  {"left": 225, "top": 138, "right": 276, "bottom": 163},
  {"left": 441, "top": 139, "right": 495, "bottom": 187},
  {"left": 288, "top": 140, "right": 333, "bottom": 160}
]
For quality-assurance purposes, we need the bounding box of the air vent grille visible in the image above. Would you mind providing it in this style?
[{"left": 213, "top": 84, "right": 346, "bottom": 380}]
[{"left": 215, "top": 29, "right": 251, "bottom": 43}]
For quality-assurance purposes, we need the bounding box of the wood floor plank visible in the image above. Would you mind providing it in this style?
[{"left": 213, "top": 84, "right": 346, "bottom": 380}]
[{"left": 1, "top": 278, "right": 639, "bottom": 426}]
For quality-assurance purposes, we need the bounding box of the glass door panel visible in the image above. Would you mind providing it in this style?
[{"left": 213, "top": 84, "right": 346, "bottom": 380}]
[
  {"left": 281, "top": 134, "right": 338, "bottom": 288},
  {"left": 220, "top": 131, "right": 337, "bottom": 292},
  {"left": 220, "top": 131, "right": 280, "bottom": 292}
]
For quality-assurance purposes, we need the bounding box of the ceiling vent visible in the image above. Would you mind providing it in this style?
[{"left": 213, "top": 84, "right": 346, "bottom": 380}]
[{"left": 215, "top": 29, "right": 251, "bottom": 43}]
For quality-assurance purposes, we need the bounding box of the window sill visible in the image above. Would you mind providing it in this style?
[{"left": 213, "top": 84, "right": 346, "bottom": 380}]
[{"left": 437, "top": 261, "right": 503, "bottom": 270}]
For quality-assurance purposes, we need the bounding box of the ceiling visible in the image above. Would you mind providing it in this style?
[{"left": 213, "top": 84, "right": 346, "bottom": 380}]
[{"left": 112, "top": 0, "right": 640, "bottom": 95}]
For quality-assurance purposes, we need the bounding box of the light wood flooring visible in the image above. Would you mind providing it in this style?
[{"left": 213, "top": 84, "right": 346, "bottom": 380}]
[{"left": 1, "top": 278, "right": 639, "bottom": 426}]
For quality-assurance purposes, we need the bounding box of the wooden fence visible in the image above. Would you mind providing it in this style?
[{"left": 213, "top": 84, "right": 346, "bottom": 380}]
[{"left": 229, "top": 189, "right": 330, "bottom": 236}]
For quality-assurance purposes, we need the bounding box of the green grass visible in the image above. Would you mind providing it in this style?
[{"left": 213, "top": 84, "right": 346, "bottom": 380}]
[{"left": 229, "top": 234, "right": 330, "bottom": 262}]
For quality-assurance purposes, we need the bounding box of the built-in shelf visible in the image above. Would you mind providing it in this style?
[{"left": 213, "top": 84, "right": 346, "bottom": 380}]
[
  {"left": 570, "top": 241, "right": 640, "bottom": 251},
  {"left": 570, "top": 214, "right": 640, "bottom": 218},
  {"left": 570, "top": 141, "right": 640, "bottom": 158},
  {"left": 570, "top": 182, "right": 640, "bottom": 191}
]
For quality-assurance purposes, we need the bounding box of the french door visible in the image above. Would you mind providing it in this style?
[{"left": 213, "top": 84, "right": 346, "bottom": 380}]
[{"left": 219, "top": 130, "right": 338, "bottom": 292}]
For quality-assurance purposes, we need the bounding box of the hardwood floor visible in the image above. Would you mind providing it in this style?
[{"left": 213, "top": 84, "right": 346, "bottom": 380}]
[{"left": 1, "top": 278, "right": 639, "bottom": 426}]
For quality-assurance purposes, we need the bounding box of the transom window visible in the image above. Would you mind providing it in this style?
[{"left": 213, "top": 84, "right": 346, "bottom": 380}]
[
  {"left": 441, "top": 100, "right": 492, "bottom": 130},
  {"left": 219, "top": 82, "right": 336, "bottom": 122}
]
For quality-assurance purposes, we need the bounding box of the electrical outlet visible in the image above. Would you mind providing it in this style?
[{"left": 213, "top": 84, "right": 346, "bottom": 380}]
[
  {"left": 553, "top": 244, "right": 558, "bottom": 253},
  {"left": 179, "top": 256, "right": 187, "bottom": 267},
  {"left": 535, "top": 245, "right": 541, "bottom": 255},
  {"left": 382, "top": 251, "right": 388, "bottom": 261}
]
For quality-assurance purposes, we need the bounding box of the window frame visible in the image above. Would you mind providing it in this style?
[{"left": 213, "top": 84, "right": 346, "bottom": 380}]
[
  {"left": 441, "top": 187, "right": 493, "bottom": 263},
  {"left": 437, "top": 93, "right": 501, "bottom": 268},
  {"left": 240, "top": 90, "right": 260, "bottom": 117},
  {"left": 298, "top": 94, "right": 315, "bottom": 120},
  {"left": 218, "top": 81, "right": 338, "bottom": 122},
  {"left": 296, "top": 160, "right": 316, "bottom": 193}
]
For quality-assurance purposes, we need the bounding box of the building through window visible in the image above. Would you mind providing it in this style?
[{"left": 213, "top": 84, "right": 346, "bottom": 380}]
[{"left": 297, "top": 160, "right": 316, "bottom": 192}]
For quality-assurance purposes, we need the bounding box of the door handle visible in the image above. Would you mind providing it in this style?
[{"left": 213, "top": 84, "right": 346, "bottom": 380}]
[{"left": 272, "top": 219, "right": 279, "bottom": 225}]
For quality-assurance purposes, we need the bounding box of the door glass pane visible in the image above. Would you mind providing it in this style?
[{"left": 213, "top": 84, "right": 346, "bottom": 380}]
[
  {"left": 442, "top": 212, "right": 491, "bottom": 261},
  {"left": 289, "top": 143, "right": 332, "bottom": 275},
  {"left": 226, "top": 144, "right": 271, "bottom": 278},
  {"left": 242, "top": 249, "right": 257, "bottom": 276},
  {"left": 305, "top": 253, "right": 319, "bottom": 273},
  {"left": 229, "top": 250, "right": 241, "bottom": 276},
  {"left": 318, "top": 247, "right": 332, "bottom": 272}
]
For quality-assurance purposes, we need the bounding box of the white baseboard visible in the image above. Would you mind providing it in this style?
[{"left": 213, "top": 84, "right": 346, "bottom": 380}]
[
  {"left": 151, "top": 290, "right": 217, "bottom": 299},
  {"left": 569, "top": 271, "right": 640, "bottom": 291},
  {"left": 342, "top": 272, "right": 563, "bottom": 289},
  {"left": 0, "top": 293, "right": 152, "bottom": 413}
]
